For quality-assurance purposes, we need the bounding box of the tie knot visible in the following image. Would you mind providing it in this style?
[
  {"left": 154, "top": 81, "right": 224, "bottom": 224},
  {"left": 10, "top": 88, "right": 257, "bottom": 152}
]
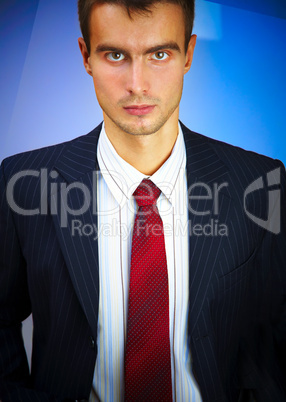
[{"left": 133, "top": 179, "right": 161, "bottom": 207}]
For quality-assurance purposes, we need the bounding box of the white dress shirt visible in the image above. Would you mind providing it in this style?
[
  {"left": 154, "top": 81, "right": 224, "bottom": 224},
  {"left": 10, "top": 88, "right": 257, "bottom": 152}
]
[{"left": 92, "top": 123, "right": 202, "bottom": 401}]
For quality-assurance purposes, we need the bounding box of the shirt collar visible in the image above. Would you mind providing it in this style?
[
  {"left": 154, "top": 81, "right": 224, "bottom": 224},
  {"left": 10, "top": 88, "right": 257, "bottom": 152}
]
[{"left": 97, "top": 122, "right": 186, "bottom": 207}]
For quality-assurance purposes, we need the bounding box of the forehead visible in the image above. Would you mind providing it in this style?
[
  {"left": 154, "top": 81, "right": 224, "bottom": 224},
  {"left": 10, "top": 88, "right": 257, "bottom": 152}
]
[{"left": 88, "top": 3, "right": 185, "bottom": 52}]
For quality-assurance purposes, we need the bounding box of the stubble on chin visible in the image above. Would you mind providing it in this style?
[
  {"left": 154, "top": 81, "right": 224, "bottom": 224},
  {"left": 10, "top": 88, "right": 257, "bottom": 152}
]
[{"left": 110, "top": 117, "right": 166, "bottom": 136}]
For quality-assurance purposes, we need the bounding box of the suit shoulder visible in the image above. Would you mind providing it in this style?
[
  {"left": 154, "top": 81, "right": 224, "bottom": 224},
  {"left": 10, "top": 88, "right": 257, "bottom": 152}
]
[
  {"left": 181, "top": 123, "right": 285, "bottom": 179},
  {"left": 1, "top": 125, "right": 101, "bottom": 178}
]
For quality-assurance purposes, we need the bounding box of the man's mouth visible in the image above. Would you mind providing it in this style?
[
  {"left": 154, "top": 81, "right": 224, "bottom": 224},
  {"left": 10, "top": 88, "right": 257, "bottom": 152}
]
[{"left": 123, "top": 105, "right": 156, "bottom": 116}]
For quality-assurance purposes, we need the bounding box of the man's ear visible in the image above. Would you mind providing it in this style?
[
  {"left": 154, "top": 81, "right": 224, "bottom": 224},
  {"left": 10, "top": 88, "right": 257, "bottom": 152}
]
[
  {"left": 78, "top": 37, "right": 92, "bottom": 76},
  {"left": 184, "top": 34, "right": 197, "bottom": 74}
]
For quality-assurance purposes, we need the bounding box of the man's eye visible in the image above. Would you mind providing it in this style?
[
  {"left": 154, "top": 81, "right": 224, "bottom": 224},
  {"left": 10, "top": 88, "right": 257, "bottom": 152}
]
[
  {"left": 106, "top": 52, "right": 125, "bottom": 61},
  {"left": 152, "top": 51, "right": 169, "bottom": 60}
]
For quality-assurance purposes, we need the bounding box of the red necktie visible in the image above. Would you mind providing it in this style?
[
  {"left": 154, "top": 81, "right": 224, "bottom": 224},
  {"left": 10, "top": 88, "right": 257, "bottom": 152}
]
[{"left": 124, "top": 179, "right": 172, "bottom": 401}]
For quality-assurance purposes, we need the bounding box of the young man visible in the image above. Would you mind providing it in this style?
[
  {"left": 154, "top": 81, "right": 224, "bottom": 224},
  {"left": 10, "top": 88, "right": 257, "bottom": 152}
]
[{"left": 0, "top": 0, "right": 285, "bottom": 401}]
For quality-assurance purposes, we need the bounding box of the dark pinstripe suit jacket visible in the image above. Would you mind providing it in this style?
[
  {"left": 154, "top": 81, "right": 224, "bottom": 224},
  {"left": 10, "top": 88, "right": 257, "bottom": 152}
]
[{"left": 0, "top": 123, "right": 285, "bottom": 402}]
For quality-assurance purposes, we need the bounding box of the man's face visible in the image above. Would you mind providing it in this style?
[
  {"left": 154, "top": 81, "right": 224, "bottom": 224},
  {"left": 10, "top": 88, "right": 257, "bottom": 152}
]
[{"left": 79, "top": 2, "right": 196, "bottom": 137}]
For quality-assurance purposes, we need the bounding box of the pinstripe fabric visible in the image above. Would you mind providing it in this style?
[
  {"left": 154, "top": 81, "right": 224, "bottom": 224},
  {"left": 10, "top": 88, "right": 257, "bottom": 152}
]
[
  {"left": 0, "top": 122, "right": 285, "bottom": 401},
  {"left": 0, "top": 131, "right": 101, "bottom": 401},
  {"left": 93, "top": 124, "right": 202, "bottom": 401},
  {"left": 181, "top": 123, "right": 286, "bottom": 401}
]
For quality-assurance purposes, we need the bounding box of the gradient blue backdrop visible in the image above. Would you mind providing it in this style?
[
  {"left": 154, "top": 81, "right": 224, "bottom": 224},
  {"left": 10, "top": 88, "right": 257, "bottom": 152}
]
[
  {"left": 1, "top": 0, "right": 286, "bottom": 164},
  {"left": 0, "top": 0, "right": 286, "bottom": 366}
]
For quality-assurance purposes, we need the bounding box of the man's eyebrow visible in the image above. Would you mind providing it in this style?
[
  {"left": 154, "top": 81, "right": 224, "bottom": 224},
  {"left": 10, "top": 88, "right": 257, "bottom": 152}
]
[
  {"left": 95, "top": 42, "right": 181, "bottom": 55},
  {"left": 144, "top": 42, "right": 181, "bottom": 54},
  {"left": 95, "top": 45, "right": 126, "bottom": 54}
]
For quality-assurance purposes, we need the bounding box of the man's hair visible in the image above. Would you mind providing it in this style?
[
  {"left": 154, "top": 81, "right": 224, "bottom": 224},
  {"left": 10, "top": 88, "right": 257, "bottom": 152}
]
[{"left": 78, "top": 0, "right": 195, "bottom": 54}]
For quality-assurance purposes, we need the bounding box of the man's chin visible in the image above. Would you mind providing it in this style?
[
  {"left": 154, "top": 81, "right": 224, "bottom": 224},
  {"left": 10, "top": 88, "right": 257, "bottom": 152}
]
[{"left": 114, "top": 119, "right": 166, "bottom": 137}]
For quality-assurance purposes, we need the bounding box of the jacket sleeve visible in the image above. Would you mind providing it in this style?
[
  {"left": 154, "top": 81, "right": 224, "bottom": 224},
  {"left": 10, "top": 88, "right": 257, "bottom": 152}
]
[
  {"left": 271, "top": 163, "right": 286, "bottom": 382},
  {"left": 253, "top": 161, "right": 286, "bottom": 400},
  {"left": 0, "top": 160, "right": 32, "bottom": 393},
  {"left": 0, "top": 161, "right": 64, "bottom": 402}
]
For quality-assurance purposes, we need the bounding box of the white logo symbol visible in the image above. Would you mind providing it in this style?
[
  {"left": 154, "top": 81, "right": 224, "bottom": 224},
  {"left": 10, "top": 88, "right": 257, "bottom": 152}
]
[{"left": 244, "top": 168, "right": 281, "bottom": 234}]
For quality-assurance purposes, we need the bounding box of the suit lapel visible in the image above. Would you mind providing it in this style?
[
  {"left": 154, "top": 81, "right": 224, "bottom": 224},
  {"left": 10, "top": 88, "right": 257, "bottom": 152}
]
[
  {"left": 50, "top": 124, "right": 102, "bottom": 337},
  {"left": 182, "top": 123, "right": 234, "bottom": 400},
  {"left": 182, "top": 123, "right": 232, "bottom": 334}
]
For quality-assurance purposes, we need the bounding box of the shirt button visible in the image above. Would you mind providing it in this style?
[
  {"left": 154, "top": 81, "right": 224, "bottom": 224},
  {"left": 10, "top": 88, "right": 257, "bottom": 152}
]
[{"left": 89, "top": 336, "right": 95, "bottom": 349}]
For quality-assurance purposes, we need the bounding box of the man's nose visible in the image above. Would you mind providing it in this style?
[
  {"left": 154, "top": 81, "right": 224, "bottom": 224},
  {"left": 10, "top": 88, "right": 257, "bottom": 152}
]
[{"left": 126, "top": 59, "right": 150, "bottom": 95}]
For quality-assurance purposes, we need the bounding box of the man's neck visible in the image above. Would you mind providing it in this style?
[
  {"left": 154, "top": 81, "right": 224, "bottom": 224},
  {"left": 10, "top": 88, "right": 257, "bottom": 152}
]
[{"left": 103, "top": 114, "right": 179, "bottom": 175}]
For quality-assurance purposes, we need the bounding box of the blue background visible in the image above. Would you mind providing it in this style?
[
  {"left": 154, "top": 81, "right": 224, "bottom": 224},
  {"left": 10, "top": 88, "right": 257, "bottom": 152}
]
[
  {"left": 0, "top": 0, "right": 286, "bottom": 364},
  {"left": 1, "top": 0, "right": 286, "bottom": 165}
]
